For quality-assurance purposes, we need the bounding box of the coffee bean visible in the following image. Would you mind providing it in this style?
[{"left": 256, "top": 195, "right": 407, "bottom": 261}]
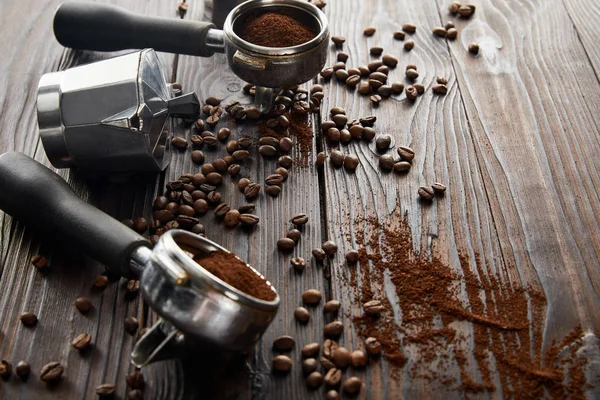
[
  {"left": 405, "top": 68, "right": 419, "bottom": 81},
  {"left": 171, "top": 136, "right": 188, "bottom": 150},
  {"left": 393, "top": 31, "right": 406, "bottom": 40},
  {"left": 124, "top": 316, "right": 139, "bottom": 335},
  {"left": 291, "top": 257, "right": 307, "bottom": 272},
  {"left": 326, "top": 390, "right": 340, "bottom": 400},
  {"left": 278, "top": 156, "right": 294, "bottom": 168},
  {"left": 327, "top": 150, "right": 343, "bottom": 167},
  {"left": 365, "top": 337, "right": 382, "bottom": 356},
  {"left": 449, "top": 1, "right": 461, "bottom": 14},
  {"left": 343, "top": 377, "right": 362, "bottom": 395},
  {"left": 244, "top": 183, "right": 261, "bottom": 199},
  {"left": 294, "top": 307, "right": 310, "bottom": 323},
  {"left": 324, "top": 321, "right": 344, "bottom": 337},
  {"left": 238, "top": 178, "right": 251, "bottom": 192},
  {"left": 363, "top": 26, "right": 376, "bottom": 36},
  {"left": 201, "top": 164, "right": 215, "bottom": 176},
  {"left": 31, "top": 254, "right": 48, "bottom": 269},
  {"left": 351, "top": 350, "right": 368, "bottom": 368},
  {"left": 447, "top": 28, "right": 458, "bottom": 40},
  {"left": 363, "top": 127, "right": 376, "bottom": 141},
  {"left": 343, "top": 155, "right": 359, "bottom": 171},
  {"left": 323, "top": 339, "right": 338, "bottom": 359},
  {"left": 239, "top": 213, "right": 260, "bottom": 227},
  {"left": 357, "top": 82, "right": 371, "bottom": 95},
  {"left": 306, "top": 371, "right": 323, "bottom": 389},
  {"left": 344, "top": 250, "right": 359, "bottom": 265},
  {"left": 213, "top": 159, "right": 228, "bottom": 172},
  {"left": 193, "top": 119, "right": 205, "bottom": 131},
  {"left": 20, "top": 311, "right": 37, "bottom": 327},
  {"left": 178, "top": 204, "right": 195, "bottom": 217},
  {"left": 40, "top": 361, "right": 63, "bottom": 382},
  {"left": 214, "top": 203, "right": 231, "bottom": 217},
  {"left": 347, "top": 67, "right": 361, "bottom": 76},
  {"left": 375, "top": 135, "right": 392, "bottom": 151},
  {"left": 370, "top": 94, "right": 382, "bottom": 105},
  {"left": 327, "top": 127, "right": 341, "bottom": 143},
  {"left": 348, "top": 125, "right": 363, "bottom": 139},
  {"left": 332, "top": 62, "right": 345, "bottom": 71},
  {"left": 394, "top": 161, "right": 412, "bottom": 172},
  {"left": 192, "top": 173, "right": 207, "bottom": 186},
  {"left": 192, "top": 224, "right": 205, "bottom": 235},
  {"left": 290, "top": 213, "right": 309, "bottom": 226},
  {"left": 272, "top": 355, "right": 292, "bottom": 373},
  {"left": 0, "top": 360, "right": 11, "bottom": 379},
  {"left": 273, "top": 335, "right": 295, "bottom": 352},
  {"left": 277, "top": 237, "right": 295, "bottom": 251},
  {"left": 404, "top": 40, "right": 415, "bottom": 51},
  {"left": 224, "top": 210, "right": 240, "bottom": 227},
  {"left": 205, "top": 96, "right": 221, "bottom": 106},
  {"left": 72, "top": 333, "right": 92, "bottom": 350},
  {"left": 344, "top": 74, "right": 360, "bottom": 88},
  {"left": 238, "top": 204, "right": 255, "bottom": 213},
  {"left": 364, "top": 300, "right": 385, "bottom": 316},
  {"left": 433, "top": 27, "right": 447, "bottom": 37},
  {"left": 322, "top": 241, "right": 338, "bottom": 256},
  {"left": 15, "top": 360, "right": 29, "bottom": 380},
  {"left": 397, "top": 146, "right": 415, "bottom": 161},
  {"left": 332, "top": 347, "right": 352, "bottom": 369},
  {"left": 302, "top": 343, "right": 320, "bottom": 358},
  {"left": 126, "top": 371, "right": 144, "bottom": 389},
  {"left": 382, "top": 54, "right": 398, "bottom": 67},
  {"left": 302, "top": 289, "right": 322, "bottom": 305},
  {"left": 432, "top": 182, "right": 447, "bottom": 194},
  {"left": 312, "top": 248, "right": 327, "bottom": 261},
  {"left": 217, "top": 127, "right": 231, "bottom": 141},
  {"left": 227, "top": 164, "right": 241, "bottom": 177},
  {"left": 192, "top": 199, "right": 208, "bottom": 216},
  {"left": 204, "top": 131, "right": 219, "bottom": 144},
  {"left": 369, "top": 71, "right": 388, "bottom": 83},
  {"left": 414, "top": 83, "right": 425, "bottom": 94},
  {"left": 324, "top": 368, "right": 342, "bottom": 387},
  {"left": 337, "top": 52, "right": 349, "bottom": 63},
  {"left": 130, "top": 217, "right": 147, "bottom": 234},
  {"left": 225, "top": 140, "right": 239, "bottom": 154},
  {"left": 321, "top": 121, "right": 336, "bottom": 134},
  {"left": 96, "top": 275, "right": 111, "bottom": 288},
  {"left": 302, "top": 358, "right": 318, "bottom": 375},
  {"left": 370, "top": 46, "right": 384, "bottom": 56},
  {"left": 418, "top": 186, "right": 435, "bottom": 201},
  {"left": 468, "top": 43, "right": 480, "bottom": 54},
  {"left": 432, "top": 84, "right": 448, "bottom": 95},
  {"left": 335, "top": 69, "right": 349, "bottom": 81},
  {"left": 321, "top": 357, "right": 335, "bottom": 370},
  {"left": 379, "top": 154, "right": 395, "bottom": 171},
  {"left": 96, "top": 383, "right": 116, "bottom": 397},
  {"left": 266, "top": 185, "right": 281, "bottom": 197},
  {"left": 74, "top": 297, "right": 92, "bottom": 313},
  {"left": 128, "top": 390, "right": 143, "bottom": 400},
  {"left": 458, "top": 4, "right": 474, "bottom": 17},
  {"left": 406, "top": 85, "right": 418, "bottom": 100},
  {"left": 279, "top": 137, "right": 293, "bottom": 153},
  {"left": 402, "top": 23, "right": 416, "bottom": 33},
  {"left": 331, "top": 36, "right": 346, "bottom": 46},
  {"left": 323, "top": 300, "right": 341, "bottom": 313},
  {"left": 264, "top": 174, "right": 283, "bottom": 186},
  {"left": 190, "top": 134, "right": 204, "bottom": 148},
  {"left": 330, "top": 107, "right": 346, "bottom": 116},
  {"left": 320, "top": 67, "right": 334, "bottom": 79}
]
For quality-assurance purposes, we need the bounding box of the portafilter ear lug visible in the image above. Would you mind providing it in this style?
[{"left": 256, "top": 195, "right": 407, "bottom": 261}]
[
  {"left": 130, "top": 319, "right": 188, "bottom": 367},
  {"left": 167, "top": 92, "right": 201, "bottom": 118}
]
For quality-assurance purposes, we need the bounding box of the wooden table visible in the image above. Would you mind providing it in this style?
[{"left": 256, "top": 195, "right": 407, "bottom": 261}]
[{"left": 1, "top": 0, "right": 599, "bottom": 398}]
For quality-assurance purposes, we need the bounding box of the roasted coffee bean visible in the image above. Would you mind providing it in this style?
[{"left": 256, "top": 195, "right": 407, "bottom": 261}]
[
  {"left": 321, "top": 357, "right": 336, "bottom": 370},
  {"left": 432, "top": 182, "right": 447, "bottom": 194},
  {"left": 290, "top": 257, "right": 307, "bottom": 272},
  {"left": 331, "top": 36, "right": 346, "bottom": 46},
  {"left": 449, "top": 1, "right": 461, "bottom": 14},
  {"left": 326, "top": 390, "right": 340, "bottom": 400},
  {"left": 316, "top": 151, "right": 326, "bottom": 167},
  {"left": 322, "top": 241, "right": 338, "bottom": 256},
  {"left": 347, "top": 67, "right": 361, "bottom": 76},
  {"left": 458, "top": 4, "right": 474, "bottom": 17},
  {"left": 329, "top": 150, "right": 345, "bottom": 167},
  {"left": 394, "top": 161, "right": 412, "bottom": 172},
  {"left": 320, "top": 67, "right": 334, "bottom": 79},
  {"left": 273, "top": 335, "right": 295, "bottom": 352},
  {"left": 20, "top": 311, "right": 38, "bottom": 327},
  {"left": 379, "top": 154, "right": 395, "bottom": 171},
  {"left": 205, "top": 96, "right": 221, "bottom": 106},
  {"left": 290, "top": 213, "right": 308, "bottom": 226},
  {"left": 306, "top": 371, "right": 323, "bottom": 390},
  {"left": 238, "top": 178, "right": 251, "bottom": 192},
  {"left": 192, "top": 173, "right": 207, "bottom": 186},
  {"left": 311, "top": 84, "right": 324, "bottom": 94},
  {"left": 402, "top": 23, "right": 416, "bottom": 33},
  {"left": 193, "top": 119, "right": 205, "bottom": 131},
  {"left": 338, "top": 129, "right": 351, "bottom": 144},
  {"left": 279, "top": 137, "right": 293, "bottom": 153},
  {"left": 347, "top": 125, "right": 363, "bottom": 140},
  {"left": 15, "top": 360, "right": 30, "bottom": 380},
  {"left": 382, "top": 54, "right": 399, "bottom": 67},
  {"left": 404, "top": 40, "right": 415, "bottom": 51},
  {"left": 343, "top": 250, "right": 359, "bottom": 265},
  {"left": 414, "top": 83, "right": 425, "bottom": 94},
  {"left": 232, "top": 150, "right": 250, "bottom": 162},
  {"left": 278, "top": 156, "right": 293, "bottom": 168},
  {"left": 177, "top": 215, "right": 199, "bottom": 229},
  {"left": 266, "top": 174, "right": 284, "bottom": 186},
  {"left": 238, "top": 204, "right": 255, "bottom": 213},
  {"left": 272, "top": 355, "right": 292, "bottom": 373},
  {"left": 202, "top": 104, "right": 213, "bottom": 115},
  {"left": 370, "top": 93, "right": 382, "bottom": 105},
  {"left": 193, "top": 199, "right": 208, "bottom": 215},
  {"left": 204, "top": 131, "right": 219, "bottom": 144},
  {"left": 365, "top": 337, "right": 382, "bottom": 356},
  {"left": 294, "top": 307, "right": 310, "bottom": 323},
  {"left": 362, "top": 127, "right": 376, "bottom": 141},
  {"left": 201, "top": 164, "right": 215, "bottom": 176},
  {"left": 214, "top": 203, "right": 231, "bottom": 217},
  {"left": 239, "top": 214, "right": 260, "bottom": 226},
  {"left": 300, "top": 343, "right": 319, "bottom": 359},
  {"left": 377, "top": 65, "right": 390, "bottom": 74},
  {"left": 238, "top": 137, "right": 252, "bottom": 149},
  {"left": 345, "top": 75, "right": 360, "bottom": 87},
  {"left": 212, "top": 159, "right": 228, "bottom": 172},
  {"left": 302, "top": 358, "right": 318, "bottom": 374},
  {"left": 370, "top": 46, "right": 384, "bottom": 56},
  {"left": 405, "top": 68, "right": 419, "bottom": 80},
  {"left": 282, "top": 230, "right": 300, "bottom": 245},
  {"left": 124, "top": 316, "right": 139, "bottom": 335},
  {"left": 397, "top": 146, "right": 415, "bottom": 161},
  {"left": 153, "top": 210, "right": 173, "bottom": 224},
  {"left": 321, "top": 121, "right": 336, "bottom": 133},
  {"left": 327, "top": 127, "right": 341, "bottom": 143},
  {"left": 445, "top": 20, "right": 456, "bottom": 30},
  {"left": 74, "top": 297, "right": 92, "bottom": 313},
  {"left": 360, "top": 115, "right": 377, "bottom": 126},
  {"left": 312, "top": 248, "right": 327, "bottom": 261},
  {"left": 227, "top": 164, "right": 241, "bottom": 177},
  {"left": 332, "top": 62, "right": 346, "bottom": 71},
  {"left": 375, "top": 135, "right": 392, "bottom": 151},
  {"left": 349, "top": 351, "right": 367, "bottom": 369},
  {"left": 259, "top": 136, "right": 279, "bottom": 148},
  {"left": 164, "top": 220, "right": 180, "bottom": 230},
  {"left": 266, "top": 118, "right": 279, "bottom": 129},
  {"left": 389, "top": 82, "right": 404, "bottom": 95},
  {"left": 323, "top": 338, "right": 338, "bottom": 360},
  {"left": 433, "top": 26, "right": 447, "bottom": 37},
  {"left": 181, "top": 191, "right": 194, "bottom": 206},
  {"left": 323, "top": 300, "right": 341, "bottom": 313},
  {"left": 468, "top": 43, "right": 480, "bottom": 54},
  {"left": 377, "top": 85, "right": 392, "bottom": 98},
  {"left": 393, "top": 30, "right": 406, "bottom": 40},
  {"left": 72, "top": 333, "right": 92, "bottom": 351},
  {"left": 363, "top": 26, "right": 376, "bottom": 36},
  {"left": 40, "top": 362, "right": 63, "bottom": 382},
  {"left": 128, "top": 389, "right": 143, "bottom": 400},
  {"left": 293, "top": 101, "right": 310, "bottom": 114},
  {"left": 259, "top": 145, "right": 277, "bottom": 158},
  {"left": 325, "top": 368, "right": 342, "bottom": 387},
  {"left": 324, "top": 321, "right": 344, "bottom": 337},
  {"left": 178, "top": 204, "right": 195, "bottom": 217},
  {"left": 244, "top": 183, "right": 261, "bottom": 199},
  {"left": 302, "top": 289, "right": 322, "bottom": 305},
  {"left": 418, "top": 186, "right": 435, "bottom": 200},
  {"left": 332, "top": 114, "right": 348, "bottom": 128},
  {"left": 432, "top": 84, "right": 448, "bottom": 95},
  {"left": 266, "top": 185, "right": 281, "bottom": 197},
  {"left": 447, "top": 28, "right": 458, "bottom": 40},
  {"left": 126, "top": 371, "right": 144, "bottom": 389},
  {"left": 192, "top": 224, "right": 205, "bottom": 235},
  {"left": 367, "top": 61, "right": 383, "bottom": 72},
  {"left": 406, "top": 85, "right": 418, "bottom": 100},
  {"left": 96, "top": 383, "right": 116, "bottom": 397},
  {"left": 343, "top": 377, "right": 362, "bottom": 395},
  {"left": 171, "top": 136, "right": 188, "bottom": 150},
  {"left": 0, "top": 360, "right": 11, "bottom": 379},
  {"left": 330, "top": 107, "right": 346, "bottom": 116},
  {"left": 357, "top": 82, "right": 371, "bottom": 95},
  {"left": 225, "top": 140, "right": 239, "bottom": 154},
  {"left": 153, "top": 196, "right": 169, "bottom": 210},
  {"left": 126, "top": 279, "right": 140, "bottom": 294},
  {"left": 31, "top": 254, "right": 48, "bottom": 269},
  {"left": 277, "top": 237, "right": 295, "bottom": 251},
  {"left": 332, "top": 347, "right": 352, "bottom": 369},
  {"left": 335, "top": 69, "right": 349, "bottom": 81},
  {"left": 224, "top": 210, "right": 240, "bottom": 227},
  {"left": 343, "top": 155, "right": 359, "bottom": 171},
  {"left": 369, "top": 71, "right": 388, "bottom": 83},
  {"left": 364, "top": 300, "right": 385, "bottom": 316},
  {"left": 275, "top": 167, "right": 289, "bottom": 182}
]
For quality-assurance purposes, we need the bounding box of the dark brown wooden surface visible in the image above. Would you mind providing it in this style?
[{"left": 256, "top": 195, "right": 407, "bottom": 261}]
[{"left": 0, "top": 0, "right": 599, "bottom": 399}]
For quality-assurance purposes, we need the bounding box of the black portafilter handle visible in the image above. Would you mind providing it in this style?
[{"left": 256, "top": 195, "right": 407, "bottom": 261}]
[
  {"left": 54, "top": 2, "right": 217, "bottom": 57},
  {"left": 0, "top": 152, "right": 151, "bottom": 277}
]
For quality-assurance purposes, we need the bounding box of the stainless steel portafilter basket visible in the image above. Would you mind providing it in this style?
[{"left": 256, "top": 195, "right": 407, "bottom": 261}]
[
  {"left": 53, "top": 0, "right": 329, "bottom": 110},
  {"left": 0, "top": 152, "right": 280, "bottom": 366}
]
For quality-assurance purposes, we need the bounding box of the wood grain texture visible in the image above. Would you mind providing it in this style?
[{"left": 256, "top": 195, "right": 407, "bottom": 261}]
[{"left": 563, "top": 0, "right": 600, "bottom": 80}]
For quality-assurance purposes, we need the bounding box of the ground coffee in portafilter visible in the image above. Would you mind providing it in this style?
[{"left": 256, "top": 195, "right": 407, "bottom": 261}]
[
  {"left": 194, "top": 251, "right": 276, "bottom": 301},
  {"left": 239, "top": 12, "right": 317, "bottom": 48}
]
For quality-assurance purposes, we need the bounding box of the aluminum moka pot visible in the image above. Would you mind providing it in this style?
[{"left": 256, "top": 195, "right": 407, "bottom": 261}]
[
  {"left": 0, "top": 152, "right": 280, "bottom": 366},
  {"left": 37, "top": 49, "right": 199, "bottom": 173},
  {"left": 53, "top": 0, "right": 330, "bottom": 111}
]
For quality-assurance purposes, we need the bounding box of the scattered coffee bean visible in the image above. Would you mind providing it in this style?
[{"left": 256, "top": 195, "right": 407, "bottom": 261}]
[
  {"left": 171, "top": 136, "right": 188, "bottom": 150},
  {"left": 432, "top": 84, "right": 448, "bottom": 95},
  {"left": 363, "top": 127, "right": 376, "bottom": 141},
  {"left": 307, "top": 371, "right": 324, "bottom": 389},
  {"left": 20, "top": 311, "right": 37, "bottom": 327},
  {"left": 330, "top": 150, "right": 345, "bottom": 167},
  {"left": 227, "top": 164, "right": 241, "bottom": 177},
  {"left": 302, "top": 358, "right": 318, "bottom": 375},
  {"left": 312, "top": 248, "right": 327, "bottom": 261},
  {"left": 393, "top": 31, "right": 406, "bottom": 40},
  {"left": 364, "top": 300, "right": 385, "bottom": 316},
  {"left": 15, "top": 360, "right": 29, "bottom": 380},
  {"left": 351, "top": 350, "right": 368, "bottom": 368},
  {"left": 259, "top": 145, "right": 277, "bottom": 158},
  {"left": 217, "top": 127, "right": 231, "bottom": 141},
  {"left": 205, "top": 96, "right": 221, "bottom": 106},
  {"left": 302, "top": 289, "right": 322, "bottom": 305},
  {"left": 370, "top": 46, "right": 384, "bottom": 56},
  {"left": 343, "top": 377, "right": 362, "bottom": 395},
  {"left": 394, "top": 161, "right": 412, "bottom": 172},
  {"left": 321, "top": 357, "right": 336, "bottom": 370},
  {"left": 273, "top": 335, "right": 295, "bottom": 352},
  {"left": 365, "top": 337, "right": 382, "bottom": 356},
  {"left": 244, "top": 183, "right": 261, "bottom": 199},
  {"left": 323, "top": 339, "right": 338, "bottom": 359},
  {"left": 302, "top": 343, "right": 320, "bottom": 357},
  {"left": 323, "top": 300, "right": 341, "bottom": 313},
  {"left": 40, "top": 362, "right": 63, "bottom": 382},
  {"left": 72, "top": 333, "right": 92, "bottom": 350},
  {"left": 266, "top": 185, "right": 281, "bottom": 197},
  {"left": 357, "top": 82, "right": 371, "bottom": 95},
  {"left": 207, "top": 191, "right": 222, "bottom": 204},
  {"left": 337, "top": 52, "right": 349, "bottom": 63},
  {"left": 468, "top": 43, "right": 480, "bottom": 54},
  {"left": 449, "top": 1, "right": 461, "bottom": 14},
  {"left": 340, "top": 129, "right": 352, "bottom": 143},
  {"left": 335, "top": 69, "right": 349, "bottom": 81},
  {"left": 232, "top": 150, "right": 250, "bottom": 162},
  {"left": 322, "top": 240, "right": 338, "bottom": 256},
  {"left": 343, "top": 155, "right": 359, "bottom": 171},
  {"left": 193, "top": 119, "right": 205, "bottom": 131},
  {"left": 295, "top": 307, "right": 310, "bottom": 323},
  {"left": 349, "top": 125, "right": 364, "bottom": 139},
  {"left": 404, "top": 40, "right": 415, "bottom": 51},
  {"left": 458, "top": 4, "right": 475, "bottom": 17},
  {"left": 324, "top": 368, "right": 342, "bottom": 387},
  {"left": 406, "top": 68, "right": 419, "bottom": 80},
  {"left": 382, "top": 54, "right": 398, "bottom": 67},
  {"left": 363, "top": 26, "right": 376, "bottom": 36},
  {"left": 238, "top": 178, "right": 251, "bottom": 192},
  {"left": 391, "top": 82, "right": 404, "bottom": 95},
  {"left": 327, "top": 127, "right": 341, "bottom": 143},
  {"left": 94, "top": 275, "right": 109, "bottom": 288},
  {"left": 414, "top": 83, "right": 425, "bottom": 94},
  {"left": 402, "top": 23, "right": 416, "bottom": 33},
  {"left": 239, "top": 213, "right": 260, "bottom": 226},
  {"left": 326, "top": 390, "right": 340, "bottom": 400},
  {"left": 321, "top": 67, "right": 334, "bottom": 79},
  {"left": 418, "top": 186, "right": 435, "bottom": 201},
  {"left": 286, "top": 229, "right": 301, "bottom": 243},
  {"left": 447, "top": 28, "right": 458, "bottom": 40},
  {"left": 370, "top": 94, "right": 382, "bottom": 105},
  {"left": 0, "top": 360, "right": 11, "bottom": 379},
  {"left": 74, "top": 297, "right": 92, "bottom": 313},
  {"left": 214, "top": 203, "right": 231, "bottom": 217},
  {"left": 279, "top": 156, "right": 294, "bottom": 168},
  {"left": 272, "top": 355, "right": 292, "bottom": 373},
  {"left": 330, "top": 106, "right": 346, "bottom": 116},
  {"left": 224, "top": 210, "right": 240, "bottom": 227},
  {"left": 331, "top": 36, "right": 346, "bottom": 46},
  {"left": 279, "top": 137, "right": 293, "bottom": 153},
  {"left": 290, "top": 213, "right": 308, "bottom": 226},
  {"left": 433, "top": 27, "right": 447, "bottom": 37},
  {"left": 406, "top": 85, "right": 418, "bottom": 100},
  {"left": 31, "top": 255, "right": 48, "bottom": 269},
  {"left": 379, "top": 154, "right": 395, "bottom": 171},
  {"left": 324, "top": 321, "right": 344, "bottom": 337},
  {"left": 291, "top": 257, "right": 307, "bottom": 272},
  {"left": 432, "top": 182, "right": 447, "bottom": 193},
  {"left": 332, "top": 347, "right": 352, "bottom": 369},
  {"left": 190, "top": 134, "right": 203, "bottom": 147},
  {"left": 96, "top": 383, "right": 116, "bottom": 397},
  {"left": 124, "top": 316, "right": 139, "bottom": 335},
  {"left": 225, "top": 140, "right": 239, "bottom": 154},
  {"left": 191, "top": 224, "right": 205, "bottom": 235},
  {"left": 377, "top": 85, "right": 392, "bottom": 98},
  {"left": 126, "top": 371, "right": 144, "bottom": 389},
  {"left": 375, "top": 135, "right": 392, "bottom": 151},
  {"left": 203, "top": 133, "right": 218, "bottom": 146},
  {"left": 277, "top": 237, "right": 295, "bottom": 251}
]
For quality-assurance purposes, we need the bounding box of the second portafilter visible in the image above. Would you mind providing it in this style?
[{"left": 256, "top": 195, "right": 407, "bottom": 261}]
[{"left": 53, "top": 0, "right": 330, "bottom": 111}]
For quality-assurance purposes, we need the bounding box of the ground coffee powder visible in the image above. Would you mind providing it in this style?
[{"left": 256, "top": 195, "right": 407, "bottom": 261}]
[
  {"left": 194, "top": 251, "right": 276, "bottom": 301},
  {"left": 239, "top": 12, "right": 317, "bottom": 48}
]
